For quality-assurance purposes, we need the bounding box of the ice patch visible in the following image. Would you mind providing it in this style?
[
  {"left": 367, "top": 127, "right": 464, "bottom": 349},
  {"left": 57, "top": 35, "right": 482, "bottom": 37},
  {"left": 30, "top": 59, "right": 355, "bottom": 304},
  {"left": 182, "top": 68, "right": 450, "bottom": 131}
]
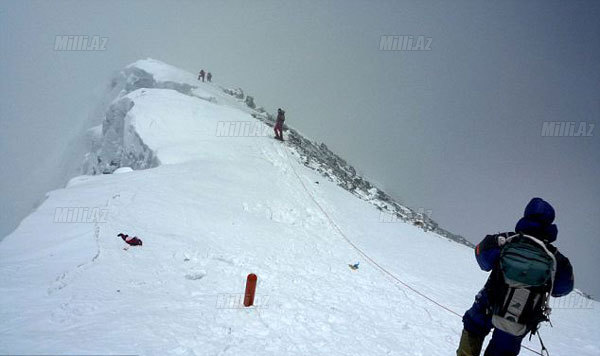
[
  {"left": 113, "top": 167, "right": 133, "bottom": 174},
  {"left": 184, "top": 271, "right": 206, "bottom": 280}
]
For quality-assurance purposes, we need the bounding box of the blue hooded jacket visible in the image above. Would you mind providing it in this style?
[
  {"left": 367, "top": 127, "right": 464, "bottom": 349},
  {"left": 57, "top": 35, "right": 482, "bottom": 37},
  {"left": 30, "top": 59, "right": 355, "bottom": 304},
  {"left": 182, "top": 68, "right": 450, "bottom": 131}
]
[{"left": 475, "top": 198, "right": 574, "bottom": 297}]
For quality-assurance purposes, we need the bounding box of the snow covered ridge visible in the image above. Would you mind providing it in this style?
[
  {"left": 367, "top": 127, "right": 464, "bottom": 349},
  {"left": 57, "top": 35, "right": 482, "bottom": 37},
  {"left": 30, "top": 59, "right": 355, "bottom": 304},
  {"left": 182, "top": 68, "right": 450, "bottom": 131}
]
[
  {"left": 2, "top": 58, "right": 599, "bottom": 355},
  {"left": 86, "top": 58, "right": 472, "bottom": 248},
  {"left": 219, "top": 93, "right": 473, "bottom": 248},
  {"left": 269, "top": 124, "right": 472, "bottom": 248}
]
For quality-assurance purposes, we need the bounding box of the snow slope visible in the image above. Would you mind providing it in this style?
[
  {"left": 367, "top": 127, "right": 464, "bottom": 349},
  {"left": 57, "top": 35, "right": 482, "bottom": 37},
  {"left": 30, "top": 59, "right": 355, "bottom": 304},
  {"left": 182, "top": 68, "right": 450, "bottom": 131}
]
[{"left": 1, "top": 59, "right": 598, "bottom": 356}]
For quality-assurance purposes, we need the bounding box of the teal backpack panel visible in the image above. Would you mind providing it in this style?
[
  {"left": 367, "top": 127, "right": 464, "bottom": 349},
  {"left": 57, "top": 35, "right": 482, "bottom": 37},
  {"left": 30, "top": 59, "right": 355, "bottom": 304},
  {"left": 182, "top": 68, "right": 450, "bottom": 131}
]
[{"left": 500, "top": 238, "right": 555, "bottom": 287}]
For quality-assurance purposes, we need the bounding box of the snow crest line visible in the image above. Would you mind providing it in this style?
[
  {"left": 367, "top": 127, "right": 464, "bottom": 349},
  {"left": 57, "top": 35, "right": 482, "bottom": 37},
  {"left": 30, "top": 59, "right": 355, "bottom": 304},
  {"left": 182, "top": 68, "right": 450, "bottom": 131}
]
[{"left": 280, "top": 145, "right": 545, "bottom": 356}]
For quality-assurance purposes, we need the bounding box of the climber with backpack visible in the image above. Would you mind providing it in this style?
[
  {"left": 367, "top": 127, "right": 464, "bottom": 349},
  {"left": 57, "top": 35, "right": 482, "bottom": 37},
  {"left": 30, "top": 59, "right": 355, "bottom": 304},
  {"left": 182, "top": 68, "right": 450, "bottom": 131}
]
[{"left": 457, "top": 197, "right": 574, "bottom": 356}]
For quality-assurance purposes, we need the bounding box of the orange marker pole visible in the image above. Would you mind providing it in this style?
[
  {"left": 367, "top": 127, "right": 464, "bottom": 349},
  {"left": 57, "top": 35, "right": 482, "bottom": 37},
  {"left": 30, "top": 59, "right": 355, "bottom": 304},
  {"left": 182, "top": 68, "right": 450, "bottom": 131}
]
[{"left": 244, "top": 273, "right": 257, "bottom": 307}]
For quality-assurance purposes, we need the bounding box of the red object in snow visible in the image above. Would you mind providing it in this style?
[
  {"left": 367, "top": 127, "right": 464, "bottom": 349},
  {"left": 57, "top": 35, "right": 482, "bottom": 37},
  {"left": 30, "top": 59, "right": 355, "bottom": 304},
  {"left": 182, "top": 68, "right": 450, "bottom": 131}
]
[
  {"left": 244, "top": 273, "right": 257, "bottom": 307},
  {"left": 118, "top": 233, "right": 143, "bottom": 246}
]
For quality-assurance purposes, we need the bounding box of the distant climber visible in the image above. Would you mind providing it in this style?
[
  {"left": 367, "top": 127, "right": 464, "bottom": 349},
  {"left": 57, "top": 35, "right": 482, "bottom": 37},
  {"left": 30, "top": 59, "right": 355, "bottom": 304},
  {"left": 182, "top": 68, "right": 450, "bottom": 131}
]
[
  {"left": 118, "top": 233, "right": 143, "bottom": 246},
  {"left": 348, "top": 262, "right": 360, "bottom": 270},
  {"left": 274, "top": 108, "right": 285, "bottom": 141},
  {"left": 207, "top": 72, "right": 212, "bottom": 82},
  {"left": 456, "top": 198, "right": 574, "bottom": 356},
  {"left": 198, "top": 69, "right": 205, "bottom": 82}
]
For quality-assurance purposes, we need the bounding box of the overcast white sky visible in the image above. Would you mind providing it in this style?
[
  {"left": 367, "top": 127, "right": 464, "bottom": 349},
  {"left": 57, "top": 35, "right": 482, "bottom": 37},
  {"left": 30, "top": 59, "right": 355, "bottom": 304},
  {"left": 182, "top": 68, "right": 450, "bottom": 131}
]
[{"left": 1, "top": 0, "right": 599, "bottom": 297}]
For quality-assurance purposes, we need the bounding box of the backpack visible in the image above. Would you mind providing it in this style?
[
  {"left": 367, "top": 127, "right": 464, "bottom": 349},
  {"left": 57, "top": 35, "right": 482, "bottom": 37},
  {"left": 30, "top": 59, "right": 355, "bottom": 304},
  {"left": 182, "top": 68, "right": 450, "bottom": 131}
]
[{"left": 491, "top": 233, "right": 556, "bottom": 336}]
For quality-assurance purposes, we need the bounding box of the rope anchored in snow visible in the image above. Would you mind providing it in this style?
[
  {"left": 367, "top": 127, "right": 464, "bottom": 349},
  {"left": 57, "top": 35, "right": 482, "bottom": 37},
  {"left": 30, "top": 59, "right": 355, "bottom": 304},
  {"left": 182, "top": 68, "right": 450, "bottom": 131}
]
[{"left": 281, "top": 146, "right": 545, "bottom": 356}]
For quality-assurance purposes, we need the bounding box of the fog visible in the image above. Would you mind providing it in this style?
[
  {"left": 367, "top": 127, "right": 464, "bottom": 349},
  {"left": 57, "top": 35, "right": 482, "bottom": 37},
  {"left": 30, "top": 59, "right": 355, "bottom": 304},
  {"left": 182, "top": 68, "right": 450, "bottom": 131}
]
[{"left": 1, "top": 0, "right": 598, "bottom": 297}]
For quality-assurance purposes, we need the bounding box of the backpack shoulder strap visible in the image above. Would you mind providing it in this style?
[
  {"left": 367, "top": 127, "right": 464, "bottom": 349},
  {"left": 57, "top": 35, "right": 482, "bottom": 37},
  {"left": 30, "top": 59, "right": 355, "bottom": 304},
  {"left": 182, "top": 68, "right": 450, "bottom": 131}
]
[{"left": 499, "top": 232, "right": 520, "bottom": 246}]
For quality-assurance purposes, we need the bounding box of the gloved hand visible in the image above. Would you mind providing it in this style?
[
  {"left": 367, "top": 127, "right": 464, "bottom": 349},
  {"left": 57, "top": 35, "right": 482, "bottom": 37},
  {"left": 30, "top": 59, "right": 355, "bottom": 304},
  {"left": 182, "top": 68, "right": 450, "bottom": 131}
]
[
  {"left": 497, "top": 234, "right": 507, "bottom": 247},
  {"left": 475, "top": 233, "right": 511, "bottom": 271}
]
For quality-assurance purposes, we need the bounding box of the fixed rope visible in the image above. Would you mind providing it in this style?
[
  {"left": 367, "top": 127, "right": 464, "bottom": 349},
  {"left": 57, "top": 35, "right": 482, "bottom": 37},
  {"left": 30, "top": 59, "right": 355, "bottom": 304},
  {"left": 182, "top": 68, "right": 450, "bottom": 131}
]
[{"left": 281, "top": 146, "right": 544, "bottom": 356}]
